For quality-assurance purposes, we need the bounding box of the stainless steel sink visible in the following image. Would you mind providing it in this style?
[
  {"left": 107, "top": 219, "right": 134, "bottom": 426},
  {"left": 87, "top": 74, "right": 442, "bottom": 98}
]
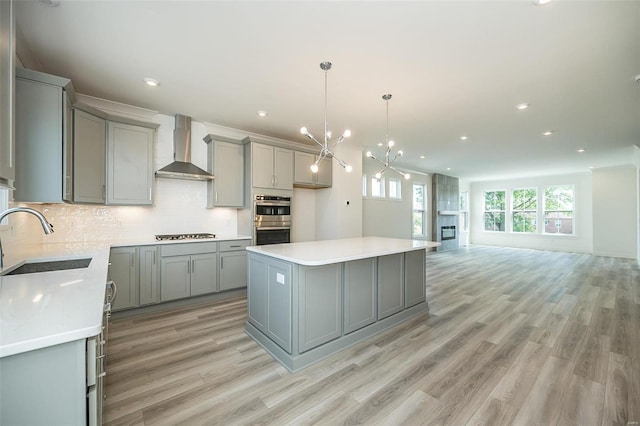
[{"left": 1, "top": 258, "right": 92, "bottom": 276}]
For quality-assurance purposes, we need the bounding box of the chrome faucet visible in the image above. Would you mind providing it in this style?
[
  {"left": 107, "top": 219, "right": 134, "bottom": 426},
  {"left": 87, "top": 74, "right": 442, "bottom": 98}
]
[{"left": 0, "top": 207, "right": 54, "bottom": 268}]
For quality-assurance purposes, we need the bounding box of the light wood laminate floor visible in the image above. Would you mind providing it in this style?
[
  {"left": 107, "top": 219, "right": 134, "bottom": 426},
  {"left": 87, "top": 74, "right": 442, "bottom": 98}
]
[{"left": 104, "top": 245, "right": 640, "bottom": 425}]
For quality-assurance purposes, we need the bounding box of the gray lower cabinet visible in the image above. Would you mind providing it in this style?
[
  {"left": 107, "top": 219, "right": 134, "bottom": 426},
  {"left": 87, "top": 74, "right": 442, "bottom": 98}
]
[
  {"left": 404, "top": 249, "right": 426, "bottom": 308},
  {"left": 73, "top": 108, "right": 106, "bottom": 203},
  {"left": 190, "top": 253, "right": 218, "bottom": 296},
  {"left": 0, "top": 339, "right": 87, "bottom": 425},
  {"left": 138, "top": 246, "right": 159, "bottom": 305},
  {"left": 220, "top": 251, "right": 247, "bottom": 291},
  {"left": 377, "top": 253, "right": 404, "bottom": 320},
  {"left": 299, "top": 264, "right": 342, "bottom": 353},
  {"left": 0, "top": 0, "right": 15, "bottom": 186},
  {"left": 159, "top": 242, "right": 218, "bottom": 302},
  {"left": 219, "top": 239, "right": 249, "bottom": 291},
  {"left": 344, "top": 258, "right": 377, "bottom": 334},
  {"left": 106, "top": 121, "right": 154, "bottom": 205},
  {"left": 248, "top": 255, "right": 292, "bottom": 353},
  {"left": 160, "top": 255, "right": 191, "bottom": 301},
  {"left": 108, "top": 247, "right": 138, "bottom": 311}
]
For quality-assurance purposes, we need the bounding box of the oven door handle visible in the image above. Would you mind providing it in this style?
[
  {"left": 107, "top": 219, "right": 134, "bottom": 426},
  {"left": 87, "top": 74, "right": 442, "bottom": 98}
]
[
  {"left": 256, "top": 227, "right": 291, "bottom": 231},
  {"left": 255, "top": 202, "right": 291, "bottom": 207}
]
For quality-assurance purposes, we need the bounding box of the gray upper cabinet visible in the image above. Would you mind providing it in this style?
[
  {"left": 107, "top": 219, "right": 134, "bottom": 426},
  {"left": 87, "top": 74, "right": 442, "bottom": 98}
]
[
  {"left": 73, "top": 108, "right": 106, "bottom": 203},
  {"left": 106, "top": 121, "right": 154, "bottom": 205},
  {"left": 293, "top": 151, "right": 332, "bottom": 189},
  {"left": 0, "top": 0, "right": 15, "bottom": 187},
  {"left": 248, "top": 141, "right": 293, "bottom": 190},
  {"left": 204, "top": 135, "right": 244, "bottom": 208},
  {"left": 15, "top": 68, "right": 76, "bottom": 203}
]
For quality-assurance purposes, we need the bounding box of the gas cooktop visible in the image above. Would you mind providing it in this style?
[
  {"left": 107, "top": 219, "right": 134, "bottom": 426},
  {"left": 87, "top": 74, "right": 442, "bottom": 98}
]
[{"left": 155, "top": 233, "right": 216, "bottom": 241}]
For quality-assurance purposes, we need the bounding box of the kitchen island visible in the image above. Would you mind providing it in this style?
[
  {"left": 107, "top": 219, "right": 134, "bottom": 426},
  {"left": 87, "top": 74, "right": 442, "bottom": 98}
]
[{"left": 245, "top": 237, "right": 440, "bottom": 372}]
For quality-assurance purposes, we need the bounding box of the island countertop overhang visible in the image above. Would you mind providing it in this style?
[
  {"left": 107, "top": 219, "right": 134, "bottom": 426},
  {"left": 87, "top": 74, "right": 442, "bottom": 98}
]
[{"left": 246, "top": 237, "right": 440, "bottom": 266}]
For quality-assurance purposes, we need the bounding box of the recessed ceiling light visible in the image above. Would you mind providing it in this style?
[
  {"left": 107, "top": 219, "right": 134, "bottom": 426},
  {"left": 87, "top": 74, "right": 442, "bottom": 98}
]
[
  {"left": 589, "top": 166, "right": 595, "bottom": 169},
  {"left": 446, "top": 167, "right": 451, "bottom": 171},
  {"left": 577, "top": 148, "right": 585, "bottom": 153},
  {"left": 543, "top": 130, "right": 553, "bottom": 136},
  {"left": 143, "top": 78, "right": 160, "bottom": 87},
  {"left": 460, "top": 136, "right": 468, "bottom": 141},
  {"left": 532, "top": 0, "right": 552, "bottom": 5},
  {"left": 377, "top": 143, "right": 383, "bottom": 147},
  {"left": 420, "top": 155, "right": 425, "bottom": 159},
  {"left": 516, "top": 103, "right": 530, "bottom": 110},
  {"left": 257, "top": 111, "right": 268, "bottom": 117}
]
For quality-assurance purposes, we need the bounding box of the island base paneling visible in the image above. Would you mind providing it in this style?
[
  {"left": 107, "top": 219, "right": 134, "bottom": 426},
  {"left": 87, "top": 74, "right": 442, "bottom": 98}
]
[{"left": 246, "top": 248, "right": 429, "bottom": 372}]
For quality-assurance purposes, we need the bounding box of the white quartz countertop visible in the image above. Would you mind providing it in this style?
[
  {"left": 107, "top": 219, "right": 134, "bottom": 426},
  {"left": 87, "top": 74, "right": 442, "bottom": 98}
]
[
  {"left": 0, "top": 247, "right": 110, "bottom": 358},
  {"left": 246, "top": 237, "right": 440, "bottom": 266},
  {"left": 0, "top": 234, "right": 250, "bottom": 358}
]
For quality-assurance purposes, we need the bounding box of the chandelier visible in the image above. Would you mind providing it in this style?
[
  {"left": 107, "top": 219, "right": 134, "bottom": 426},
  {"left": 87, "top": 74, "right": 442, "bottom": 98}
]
[
  {"left": 366, "top": 94, "right": 411, "bottom": 181},
  {"left": 300, "top": 61, "right": 352, "bottom": 173}
]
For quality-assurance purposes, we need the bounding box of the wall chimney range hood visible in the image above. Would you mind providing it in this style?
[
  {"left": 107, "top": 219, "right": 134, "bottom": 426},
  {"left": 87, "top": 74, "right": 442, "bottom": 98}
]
[{"left": 155, "top": 114, "right": 214, "bottom": 181}]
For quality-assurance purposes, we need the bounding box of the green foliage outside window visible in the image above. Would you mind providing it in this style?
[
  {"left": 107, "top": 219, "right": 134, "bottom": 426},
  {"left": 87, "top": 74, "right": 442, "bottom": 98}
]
[
  {"left": 484, "top": 191, "right": 505, "bottom": 231},
  {"left": 512, "top": 188, "right": 537, "bottom": 233}
]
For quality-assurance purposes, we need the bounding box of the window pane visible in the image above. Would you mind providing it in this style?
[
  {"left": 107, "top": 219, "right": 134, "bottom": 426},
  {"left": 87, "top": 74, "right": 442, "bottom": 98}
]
[
  {"left": 512, "top": 188, "right": 537, "bottom": 211},
  {"left": 371, "top": 177, "right": 384, "bottom": 197},
  {"left": 362, "top": 175, "right": 367, "bottom": 197},
  {"left": 544, "top": 211, "right": 573, "bottom": 234},
  {"left": 460, "top": 191, "right": 468, "bottom": 211},
  {"left": 544, "top": 185, "right": 574, "bottom": 210},
  {"left": 484, "top": 191, "right": 505, "bottom": 210},
  {"left": 413, "top": 184, "right": 424, "bottom": 209},
  {"left": 484, "top": 212, "right": 505, "bottom": 231},
  {"left": 413, "top": 211, "right": 424, "bottom": 236},
  {"left": 512, "top": 212, "right": 537, "bottom": 233},
  {"left": 389, "top": 179, "right": 401, "bottom": 199}
]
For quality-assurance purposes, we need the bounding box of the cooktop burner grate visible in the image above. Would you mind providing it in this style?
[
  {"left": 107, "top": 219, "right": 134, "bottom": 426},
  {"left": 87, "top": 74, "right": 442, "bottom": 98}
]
[{"left": 155, "top": 233, "right": 216, "bottom": 241}]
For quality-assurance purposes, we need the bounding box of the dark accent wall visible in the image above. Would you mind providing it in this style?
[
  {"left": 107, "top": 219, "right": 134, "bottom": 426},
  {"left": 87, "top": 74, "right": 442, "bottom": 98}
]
[{"left": 432, "top": 173, "right": 459, "bottom": 251}]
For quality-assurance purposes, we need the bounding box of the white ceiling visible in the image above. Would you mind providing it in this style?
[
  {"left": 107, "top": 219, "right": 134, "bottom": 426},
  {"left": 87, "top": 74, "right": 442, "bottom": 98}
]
[{"left": 14, "top": 0, "right": 640, "bottom": 181}]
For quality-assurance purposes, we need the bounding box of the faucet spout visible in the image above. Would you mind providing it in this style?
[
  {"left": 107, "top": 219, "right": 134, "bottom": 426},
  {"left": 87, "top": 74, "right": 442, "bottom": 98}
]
[
  {"left": 0, "top": 207, "right": 54, "bottom": 268},
  {"left": 0, "top": 207, "right": 54, "bottom": 234}
]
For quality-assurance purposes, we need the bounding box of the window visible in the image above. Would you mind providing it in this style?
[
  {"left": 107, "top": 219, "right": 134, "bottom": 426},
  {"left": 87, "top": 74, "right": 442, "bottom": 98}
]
[
  {"left": 371, "top": 176, "right": 385, "bottom": 198},
  {"left": 512, "top": 188, "right": 537, "bottom": 233},
  {"left": 412, "top": 184, "right": 425, "bottom": 237},
  {"left": 459, "top": 191, "right": 469, "bottom": 232},
  {"left": 544, "top": 185, "right": 574, "bottom": 235},
  {"left": 362, "top": 174, "right": 367, "bottom": 197},
  {"left": 388, "top": 178, "right": 401, "bottom": 199},
  {"left": 483, "top": 190, "right": 505, "bottom": 232}
]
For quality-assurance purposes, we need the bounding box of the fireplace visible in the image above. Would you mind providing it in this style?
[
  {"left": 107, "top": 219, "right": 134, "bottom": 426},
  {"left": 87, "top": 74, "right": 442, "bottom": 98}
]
[{"left": 441, "top": 225, "right": 456, "bottom": 241}]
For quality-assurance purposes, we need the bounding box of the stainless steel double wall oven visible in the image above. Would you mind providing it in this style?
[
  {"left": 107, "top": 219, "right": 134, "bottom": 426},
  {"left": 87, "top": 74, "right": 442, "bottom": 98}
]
[{"left": 254, "top": 195, "right": 291, "bottom": 245}]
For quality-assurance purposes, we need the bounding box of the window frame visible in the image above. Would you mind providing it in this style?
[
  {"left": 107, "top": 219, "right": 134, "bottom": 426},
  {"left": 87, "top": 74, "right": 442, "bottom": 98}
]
[
  {"left": 483, "top": 189, "right": 506, "bottom": 232},
  {"left": 412, "top": 183, "right": 426, "bottom": 238},
  {"left": 511, "top": 187, "right": 538, "bottom": 234},
  {"left": 370, "top": 176, "right": 385, "bottom": 198},
  {"left": 542, "top": 184, "right": 575, "bottom": 236},
  {"left": 388, "top": 177, "right": 402, "bottom": 200}
]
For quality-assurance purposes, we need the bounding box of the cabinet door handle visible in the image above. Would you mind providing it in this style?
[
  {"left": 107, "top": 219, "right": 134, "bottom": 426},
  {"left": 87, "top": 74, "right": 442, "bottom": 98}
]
[
  {"left": 191, "top": 260, "right": 195, "bottom": 273},
  {"left": 215, "top": 191, "right": 218, "bottom": 203},
  {"left": 148, "top": 187, "right": 152, "bottom": 201},
  {"left": 153, "top": 251, "right": 156, "bottom": 265},
  {"left": 230, "top": 245, "right": 241, "bottom": 248},
  {"left": 130, "top": 253, "right": 134, "bottom": 268},
  {"left": 221, "top": 257, "right": 224, "bottom": 269}
]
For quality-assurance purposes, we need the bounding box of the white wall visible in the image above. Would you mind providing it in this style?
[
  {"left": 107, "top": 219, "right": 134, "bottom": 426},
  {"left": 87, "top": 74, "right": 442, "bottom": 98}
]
[
  {"left": 592, "top": 165, "right": 637, "bottom": 259},
  {"left": 315, "top": 145, "right": 363, "bottom": 241},
  {"left": 362, "top": 156, "right": 432, "bottom": 240},
  {"left": 469, "top": 173, "right": 593, "bottom": 254},
  {"left": 291, "top": 187, "right": 316, "bottom": 242}
]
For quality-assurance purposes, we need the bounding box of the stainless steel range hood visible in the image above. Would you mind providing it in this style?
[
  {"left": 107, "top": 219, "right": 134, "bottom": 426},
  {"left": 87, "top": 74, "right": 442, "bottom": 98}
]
[{"left": 155, "top": 114, "right": 214, "bottom": 181}]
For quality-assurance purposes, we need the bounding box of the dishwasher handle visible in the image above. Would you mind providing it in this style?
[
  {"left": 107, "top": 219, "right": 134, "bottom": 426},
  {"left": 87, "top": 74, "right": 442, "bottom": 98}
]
[{"left": 106, "top": 280, "right": 117, "bottom": 304}]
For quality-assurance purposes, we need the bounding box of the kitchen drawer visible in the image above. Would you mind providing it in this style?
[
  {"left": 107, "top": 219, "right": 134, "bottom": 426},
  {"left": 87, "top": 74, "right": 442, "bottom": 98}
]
[
  {"left": 160, "top": 242, "right": 217, "bottom": 257},
  {"left": 219, "top": 240, "right": 250, "bottom": 252}
]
